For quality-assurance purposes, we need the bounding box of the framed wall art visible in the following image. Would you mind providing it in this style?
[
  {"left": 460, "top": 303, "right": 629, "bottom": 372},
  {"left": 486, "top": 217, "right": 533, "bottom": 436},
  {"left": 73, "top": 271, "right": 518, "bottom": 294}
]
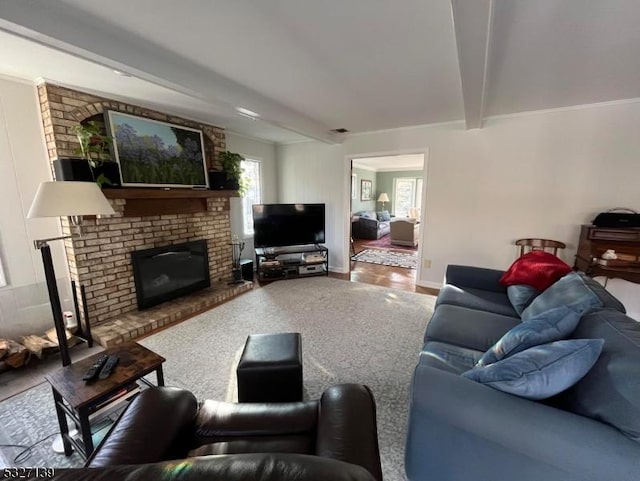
[{"left": 361, "top": 179, "right": 372, "bottom": 201}]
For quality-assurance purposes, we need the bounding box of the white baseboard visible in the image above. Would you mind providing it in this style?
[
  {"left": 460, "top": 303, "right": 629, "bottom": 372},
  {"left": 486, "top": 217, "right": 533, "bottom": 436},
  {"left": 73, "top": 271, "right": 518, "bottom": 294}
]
[
  {"left": 329, "top": 266, "right": 349, "bottom": 274},
  {"left": 416, "top": 279, "right": 442, "bottom": 290}
]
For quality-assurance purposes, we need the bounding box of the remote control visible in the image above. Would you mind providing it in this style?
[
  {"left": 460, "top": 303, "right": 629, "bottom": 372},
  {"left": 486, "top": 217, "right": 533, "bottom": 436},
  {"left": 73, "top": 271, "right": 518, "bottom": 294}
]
[
  {"left": 82, "top": 355, "right": 109, "bottom": 381},
  {"left": 97, "top": 355, "right": 120, "bottom": 380}
]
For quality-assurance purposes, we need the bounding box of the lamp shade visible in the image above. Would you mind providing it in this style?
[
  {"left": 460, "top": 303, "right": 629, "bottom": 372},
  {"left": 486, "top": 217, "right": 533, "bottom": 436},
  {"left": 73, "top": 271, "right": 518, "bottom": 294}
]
[
  {"left": 377, "top": 193, "right": 390, "bottom": 203},
  {"left": 27, "top": 181, "right": 115, "bottom": 218}
]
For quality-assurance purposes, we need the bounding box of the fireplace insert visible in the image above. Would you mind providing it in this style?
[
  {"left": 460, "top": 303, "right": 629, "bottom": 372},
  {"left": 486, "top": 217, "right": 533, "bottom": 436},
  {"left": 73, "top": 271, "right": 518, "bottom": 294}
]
[{"left": 131, "top": 240, "right": 210, "bottom": 310}]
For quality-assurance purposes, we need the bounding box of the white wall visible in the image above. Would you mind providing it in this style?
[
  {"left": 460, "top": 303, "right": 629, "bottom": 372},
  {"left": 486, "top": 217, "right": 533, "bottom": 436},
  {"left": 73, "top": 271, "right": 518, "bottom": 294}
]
[
  {"left": 277, "top": 100, "right": 640, "bottom": 286},
  {"left": 276, "top": 142, "right": 346, "bottom": 271},
  {"left": 225, "top": 132, "right": 278, "bottom": 259},
  {"left": 0, "top": 76, "right": 71, "bottom": 340}
]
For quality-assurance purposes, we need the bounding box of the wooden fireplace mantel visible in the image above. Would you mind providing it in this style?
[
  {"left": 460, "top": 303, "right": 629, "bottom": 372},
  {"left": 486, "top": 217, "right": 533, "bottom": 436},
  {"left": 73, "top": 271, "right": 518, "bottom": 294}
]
[{"left": 102, "top": 188, "right": 237, "bottom": 217}]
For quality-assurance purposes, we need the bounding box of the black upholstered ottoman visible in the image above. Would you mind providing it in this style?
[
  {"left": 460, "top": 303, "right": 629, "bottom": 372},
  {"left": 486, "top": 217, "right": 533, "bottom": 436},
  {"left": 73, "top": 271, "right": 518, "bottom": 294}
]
[{"left": 237, "top": 332, "right": 303, "bottom": 403}]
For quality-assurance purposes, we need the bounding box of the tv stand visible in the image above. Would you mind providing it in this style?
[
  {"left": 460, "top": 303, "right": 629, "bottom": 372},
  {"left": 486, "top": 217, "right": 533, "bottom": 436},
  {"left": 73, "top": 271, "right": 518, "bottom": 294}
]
[{"left": 255, "top": 245, "right": 328, "bottom": 282}]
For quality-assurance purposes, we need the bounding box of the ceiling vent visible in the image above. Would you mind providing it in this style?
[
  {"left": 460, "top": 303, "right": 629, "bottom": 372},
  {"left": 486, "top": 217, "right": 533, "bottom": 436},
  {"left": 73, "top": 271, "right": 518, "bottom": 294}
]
[{"left": 331, "top": 128, "right": 349, "bottom": 133}]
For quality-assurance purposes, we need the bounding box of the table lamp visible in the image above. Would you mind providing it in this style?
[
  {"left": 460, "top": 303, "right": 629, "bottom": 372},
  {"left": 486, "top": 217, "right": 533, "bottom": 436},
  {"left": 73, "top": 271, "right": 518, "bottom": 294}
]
[
  {"left": 27, "top": 181, "right": 115, "bottom": 366},
  {"left": 377, "top": 193, "right": 390, "bottom": 210}
]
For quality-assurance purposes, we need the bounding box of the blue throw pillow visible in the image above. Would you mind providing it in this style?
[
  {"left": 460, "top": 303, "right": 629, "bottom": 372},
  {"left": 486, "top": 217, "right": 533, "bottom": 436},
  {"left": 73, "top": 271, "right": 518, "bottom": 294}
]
[
  {"left": 376, "top": 210, "right": 391, "bottom": 221},
  {"left": 521, "top": 272, "right": 602, "bottom": 321},
  {"left": 477, "top": 306, "right": 581, "bottom": 366},
  {"left": 578, "top": 273, "right": 626, "bottom": 313},
  {"left": 507, "top": 284, "right": 540, "bottom": 315},
  {"left": 463, "top": 339, "right": 604, "bottom": 400}
]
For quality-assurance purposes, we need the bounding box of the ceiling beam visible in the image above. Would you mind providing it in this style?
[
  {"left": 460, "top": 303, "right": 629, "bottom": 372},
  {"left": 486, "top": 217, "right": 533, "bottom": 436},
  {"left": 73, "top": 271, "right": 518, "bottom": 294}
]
[
  {"left": 0, "top": 1, "right": 340, "bottom": 144},
  {"left": 450, "top": 0, "right": 494, "bottom": 129}
]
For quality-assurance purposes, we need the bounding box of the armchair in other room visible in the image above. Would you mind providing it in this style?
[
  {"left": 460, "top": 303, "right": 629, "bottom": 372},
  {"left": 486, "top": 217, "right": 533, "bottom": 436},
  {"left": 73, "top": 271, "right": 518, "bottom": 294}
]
[{"left": 390, "top": 218, "right": 419, "bottom": 246}]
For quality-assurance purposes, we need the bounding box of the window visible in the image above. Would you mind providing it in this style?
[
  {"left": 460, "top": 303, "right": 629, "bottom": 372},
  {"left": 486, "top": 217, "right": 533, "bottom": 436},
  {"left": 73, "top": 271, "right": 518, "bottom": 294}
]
[
  {"left": 393, "top": 177, "right": 422, "bottom": 217},
  {"left": 241, "top": 158, "right": 261, "bottom": 236}
]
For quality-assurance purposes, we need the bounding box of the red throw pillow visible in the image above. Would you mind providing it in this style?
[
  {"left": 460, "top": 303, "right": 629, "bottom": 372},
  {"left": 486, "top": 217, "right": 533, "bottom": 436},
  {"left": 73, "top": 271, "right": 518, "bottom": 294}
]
[{"left": 500, "top": 251, "right": 572, "bottom": 291}]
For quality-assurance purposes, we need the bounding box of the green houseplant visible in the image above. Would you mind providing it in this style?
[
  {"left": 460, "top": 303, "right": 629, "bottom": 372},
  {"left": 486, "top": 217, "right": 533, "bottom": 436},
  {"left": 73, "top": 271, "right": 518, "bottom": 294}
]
[
  {"left": 219, "top": 150, "right": 249, "bottom": 196},
  {"left": 71, "top": 120, "right": 118, "bottom": 187}
]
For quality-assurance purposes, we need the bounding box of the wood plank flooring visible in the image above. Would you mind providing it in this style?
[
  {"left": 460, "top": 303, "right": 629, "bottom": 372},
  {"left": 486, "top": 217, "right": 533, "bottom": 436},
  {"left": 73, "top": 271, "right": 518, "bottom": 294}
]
[{"left": 343, "top": 239, "right": 439, "bottom": 296}]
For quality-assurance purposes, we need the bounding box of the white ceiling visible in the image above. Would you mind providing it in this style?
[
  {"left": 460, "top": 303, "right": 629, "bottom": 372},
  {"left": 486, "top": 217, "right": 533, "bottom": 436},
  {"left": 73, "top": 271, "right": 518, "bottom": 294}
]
[{"left": 0, "top": 0, "right": 639, "bottom": 143}]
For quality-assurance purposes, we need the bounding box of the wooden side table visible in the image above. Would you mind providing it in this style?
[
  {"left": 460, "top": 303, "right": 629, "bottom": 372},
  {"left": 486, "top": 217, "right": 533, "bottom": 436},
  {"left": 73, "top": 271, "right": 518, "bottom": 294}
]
[{"left": 45, "top": 342, "right": 165, "bottom": 460}]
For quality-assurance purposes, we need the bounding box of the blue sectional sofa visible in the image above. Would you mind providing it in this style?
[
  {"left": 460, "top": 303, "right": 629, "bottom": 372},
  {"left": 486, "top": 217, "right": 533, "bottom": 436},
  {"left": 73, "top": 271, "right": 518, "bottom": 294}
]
[{"left": 406, "top": 265, "right": 640, "bottom": 481}]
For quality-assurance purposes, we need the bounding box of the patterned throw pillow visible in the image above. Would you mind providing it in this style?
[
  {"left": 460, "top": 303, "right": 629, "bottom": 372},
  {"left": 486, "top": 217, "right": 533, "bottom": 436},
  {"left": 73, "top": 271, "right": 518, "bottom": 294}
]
[
  {"left": 463, "top": 339, "right": 604, "bottom": 400},
  {"left": 376, "top": 210, "right": 391, "bottom": 222}
]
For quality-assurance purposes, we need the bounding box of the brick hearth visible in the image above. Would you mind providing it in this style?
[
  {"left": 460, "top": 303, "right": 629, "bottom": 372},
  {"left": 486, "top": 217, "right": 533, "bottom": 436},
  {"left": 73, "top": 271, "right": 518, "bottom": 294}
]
[
  {"left": 37, "top": 82, "right": 247, "bottom": 341},
  {"left": 91, "top": 281, "right": 253, "bottom": 347}
]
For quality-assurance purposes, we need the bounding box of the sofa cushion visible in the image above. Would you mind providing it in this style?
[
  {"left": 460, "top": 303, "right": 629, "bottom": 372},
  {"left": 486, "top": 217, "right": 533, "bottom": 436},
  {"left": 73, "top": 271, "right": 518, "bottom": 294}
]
[
  {"left": 436, "top": 284, "right": 518, "bottom": 318},
  {"left": 499, "top": 251, "right": 572, "bottom": 291},
  {"left": 507, "top": 284, "right": 540, "bottom": 315},
  {"left": 521, "top": 272, "right": 603, "bottom": 321},
  {"left": 477, "top": 306, "right": 581, "bottom": 366},
  {"left": 425, "top": 304, "right": 520, "bottom": 352},
  {"left": 557, "top": 309, "right": 640, "bottom": 441},
  {"left": 463, "top": 339, "right": 604, "bottom": 400},
  {"left": 419, "top": 341, "right": 483, "bottom": 375}
]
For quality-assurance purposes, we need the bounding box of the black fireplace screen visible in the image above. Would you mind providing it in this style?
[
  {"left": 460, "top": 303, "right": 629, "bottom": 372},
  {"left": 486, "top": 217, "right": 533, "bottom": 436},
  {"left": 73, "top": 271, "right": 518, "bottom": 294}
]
[{"left": 131, "top": 240, "right": 210, "bottom": 310}]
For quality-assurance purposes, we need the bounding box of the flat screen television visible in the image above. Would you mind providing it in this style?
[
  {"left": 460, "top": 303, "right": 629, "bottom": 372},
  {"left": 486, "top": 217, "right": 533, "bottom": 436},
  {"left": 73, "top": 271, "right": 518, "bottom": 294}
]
[
  {"left": 106, "top": 110, "right": 209, "bottom": 188},
  {"left": 253, "top": 204, "right": 325, "bottom": 248}
]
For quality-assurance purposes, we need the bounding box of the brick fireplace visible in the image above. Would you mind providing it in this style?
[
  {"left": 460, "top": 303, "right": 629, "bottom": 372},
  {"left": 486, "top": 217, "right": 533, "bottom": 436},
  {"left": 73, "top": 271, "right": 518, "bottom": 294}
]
[{"left": 37, "top": 83, "right": 251, "bottom": 346}]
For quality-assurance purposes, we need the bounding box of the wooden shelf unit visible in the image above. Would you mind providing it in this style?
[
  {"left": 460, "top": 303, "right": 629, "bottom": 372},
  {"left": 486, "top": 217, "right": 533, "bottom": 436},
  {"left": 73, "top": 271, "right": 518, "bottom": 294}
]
[
  {"left": 574, "top": 225, "right": 640, "bottom": 284},
  {"left": 255, "top": 245, "right": 329, "bottom": 282},
  {"left": 102, "top": 188, "right": 237, "bottom": 217}
]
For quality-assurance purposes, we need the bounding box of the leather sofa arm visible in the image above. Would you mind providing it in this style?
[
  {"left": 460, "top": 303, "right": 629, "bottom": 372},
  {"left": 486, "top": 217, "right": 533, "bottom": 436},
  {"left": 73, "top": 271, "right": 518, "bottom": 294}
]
[
  {"left": 444, "top": 265, "right": 507, "bottom": 293},
  {"left": 87, "top": 387, "right": 198, "bottom": 467},
  {"left": 59, "top": 453, "right": 377, "bottom": 481},
  {"left": 316, "top": 384, "right": 383, "bottom": 481}
]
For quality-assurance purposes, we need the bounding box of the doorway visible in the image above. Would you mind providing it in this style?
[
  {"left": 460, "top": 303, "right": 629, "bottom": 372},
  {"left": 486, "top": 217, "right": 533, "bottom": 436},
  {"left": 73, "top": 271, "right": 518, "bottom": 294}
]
[{"left": 348, "top": 152, "right": 427, "bottom": 293}]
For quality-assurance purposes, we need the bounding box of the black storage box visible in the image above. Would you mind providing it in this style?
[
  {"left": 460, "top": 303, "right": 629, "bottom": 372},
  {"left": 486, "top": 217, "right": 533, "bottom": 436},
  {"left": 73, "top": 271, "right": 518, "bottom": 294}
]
[{"left": 592, "top": 211, "right": 640, "bottom": 228}]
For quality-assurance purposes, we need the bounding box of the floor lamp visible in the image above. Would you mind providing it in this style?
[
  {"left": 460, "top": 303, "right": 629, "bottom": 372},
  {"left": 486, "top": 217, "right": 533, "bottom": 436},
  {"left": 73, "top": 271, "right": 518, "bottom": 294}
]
[
  {"left": 377, "top": 193, "right": 390, "bottom": 211},
  {"left": 27, "top": 181, "right": 115, "bottom": 367}
]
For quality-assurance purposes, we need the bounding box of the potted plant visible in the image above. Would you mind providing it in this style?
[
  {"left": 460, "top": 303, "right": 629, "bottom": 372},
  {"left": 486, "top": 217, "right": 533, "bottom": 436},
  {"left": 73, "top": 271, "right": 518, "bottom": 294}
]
[
  {"left": 54, "top": 120, "right": 120, "bottom": 187},
  {"left": 210, "top": 151, "right": 249, "bottom": 196}
]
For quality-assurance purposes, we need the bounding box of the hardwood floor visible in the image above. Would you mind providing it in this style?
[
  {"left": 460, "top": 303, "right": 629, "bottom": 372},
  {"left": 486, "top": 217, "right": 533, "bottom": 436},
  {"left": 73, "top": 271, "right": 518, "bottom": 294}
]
[{"left": 343, "top": 239, "right": 439, "bottom": 296}]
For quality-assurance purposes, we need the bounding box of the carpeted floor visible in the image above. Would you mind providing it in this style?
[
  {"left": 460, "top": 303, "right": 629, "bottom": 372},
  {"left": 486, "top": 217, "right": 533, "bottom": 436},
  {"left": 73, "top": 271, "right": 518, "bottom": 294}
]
[
  {"left": 352, "top": 248, "right": 418, "bottom": 269},
  {"left": 0, "top": 277, "right": 435, "bottom": 480}
]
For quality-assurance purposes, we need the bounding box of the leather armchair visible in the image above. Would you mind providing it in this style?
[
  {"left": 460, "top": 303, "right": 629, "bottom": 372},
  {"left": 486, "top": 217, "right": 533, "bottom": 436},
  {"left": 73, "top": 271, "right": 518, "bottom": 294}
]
[{"left": 79, "top": 384, "right": 382, "bottom": 481}]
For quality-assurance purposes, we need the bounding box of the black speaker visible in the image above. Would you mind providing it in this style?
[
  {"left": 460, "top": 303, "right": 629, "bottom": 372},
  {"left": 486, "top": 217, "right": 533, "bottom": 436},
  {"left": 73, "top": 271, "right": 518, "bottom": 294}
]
[
  {"left": 53, "top": 157, "right": 93, "bottom": 182},
  {"left": 208, "top": 171, "right": 239, "bottom": 191},
  {"left": 53, "top": 157, "right": 121, "bottom": 186},
  {"left": 240, "top": 259, "right": 254, "bottom": 281}
]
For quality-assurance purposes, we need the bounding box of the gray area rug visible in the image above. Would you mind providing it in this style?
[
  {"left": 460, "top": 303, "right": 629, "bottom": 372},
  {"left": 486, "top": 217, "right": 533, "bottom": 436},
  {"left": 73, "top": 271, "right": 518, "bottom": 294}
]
[
  {"left": 352, "top": 248, "right": 418, "bottom": 269},
  {"left": 0, "top": 382, "right": 84, "bottom": 468},
  {"left": 0, "top": 277, "right": 435, "bottom": 480}
]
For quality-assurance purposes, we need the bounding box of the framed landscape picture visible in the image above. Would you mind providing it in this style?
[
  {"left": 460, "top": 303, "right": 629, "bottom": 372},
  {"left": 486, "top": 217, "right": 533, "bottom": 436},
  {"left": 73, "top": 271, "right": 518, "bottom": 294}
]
[
  {"left": 361, "top": 179, "right": 372, "bottom": 201},
  {"left": 106, "top": 111, "right": 209, "bottom": 188}
]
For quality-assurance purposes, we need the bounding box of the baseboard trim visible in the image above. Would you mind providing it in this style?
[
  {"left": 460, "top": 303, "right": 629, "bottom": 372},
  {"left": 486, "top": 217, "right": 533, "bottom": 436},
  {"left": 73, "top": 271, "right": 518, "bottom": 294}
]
[
  {"left": 329, "top": 266, "right": 349, "bottom": 274},
  {"left": 416, "top": 280, "right": 442, "bottom": 289}
]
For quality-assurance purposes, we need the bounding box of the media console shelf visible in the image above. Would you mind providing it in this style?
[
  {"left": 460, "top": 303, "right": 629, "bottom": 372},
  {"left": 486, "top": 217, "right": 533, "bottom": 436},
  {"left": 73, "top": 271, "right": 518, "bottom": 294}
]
[{"left": 255, "top": 245, "right": 328, "bottom": 282}]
